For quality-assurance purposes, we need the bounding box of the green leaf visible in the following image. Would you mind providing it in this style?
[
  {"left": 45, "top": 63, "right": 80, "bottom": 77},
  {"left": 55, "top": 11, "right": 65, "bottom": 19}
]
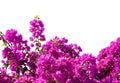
[{"left": 34, "top": 15, "right": 40, "bottom": 19}]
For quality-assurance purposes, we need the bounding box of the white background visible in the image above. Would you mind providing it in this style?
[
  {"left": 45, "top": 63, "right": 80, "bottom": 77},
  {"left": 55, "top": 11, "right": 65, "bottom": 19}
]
[{"left": 0, "top": 0, "right": 120, "bottom": 57}]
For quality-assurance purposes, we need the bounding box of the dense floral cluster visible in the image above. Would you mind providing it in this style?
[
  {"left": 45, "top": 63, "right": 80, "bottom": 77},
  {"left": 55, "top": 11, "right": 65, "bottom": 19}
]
[
  {"left": 97, "top": 37, "right": 120, "bottom": 82},
  {"left": 0, "top": 16, "right": 120, "bottom": 83}
]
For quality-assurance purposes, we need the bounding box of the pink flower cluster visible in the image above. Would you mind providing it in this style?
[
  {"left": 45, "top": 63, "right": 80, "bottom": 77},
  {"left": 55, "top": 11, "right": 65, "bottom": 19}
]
[{"left": 0, "top": 16, "right": 120, "bottom": 83}]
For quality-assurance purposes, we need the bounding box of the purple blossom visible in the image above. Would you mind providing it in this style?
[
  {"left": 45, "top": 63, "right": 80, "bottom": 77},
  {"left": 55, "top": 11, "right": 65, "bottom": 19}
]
[
  {"left": 29, "top": 18, "right": 45, "bottom": 41},
  {"left": 5, "top": 29, "right": 22, "bottom": 44},
  {"left": 1, "top": 17, "right": 120, "bottom": 83}
]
